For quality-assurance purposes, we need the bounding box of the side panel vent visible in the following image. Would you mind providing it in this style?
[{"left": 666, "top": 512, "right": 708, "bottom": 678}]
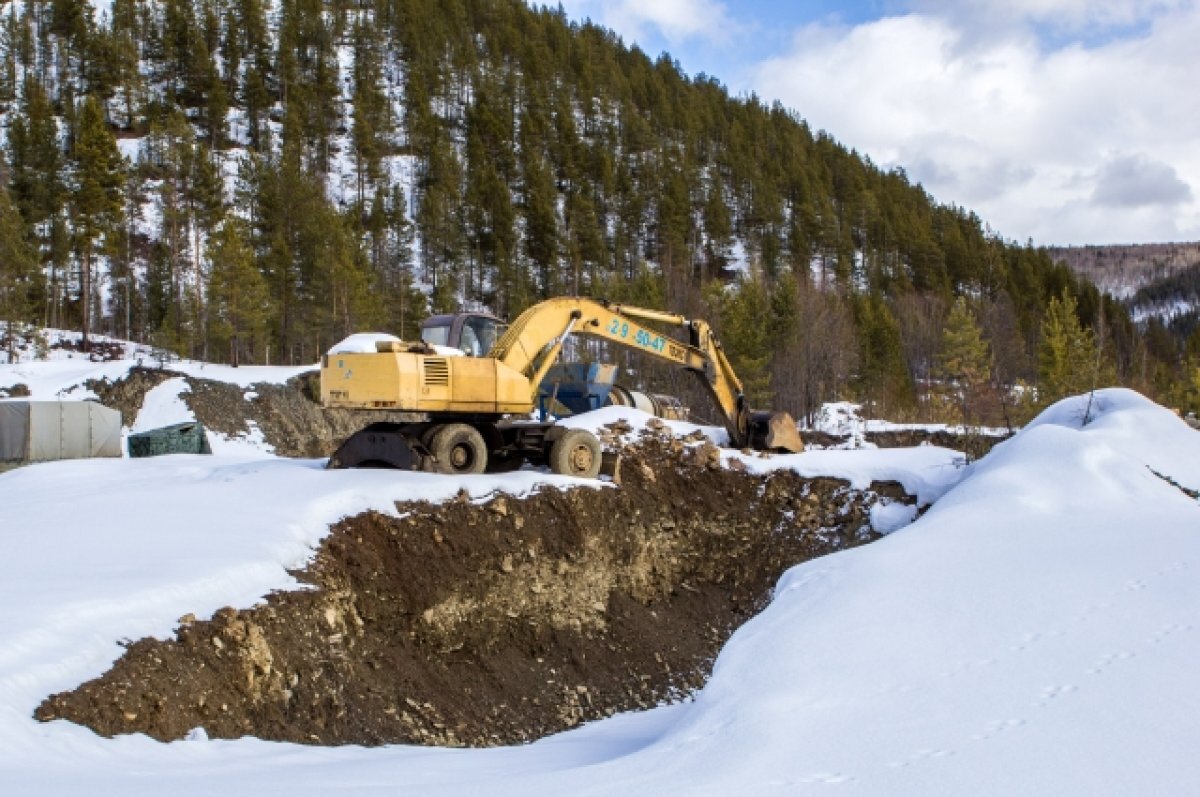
[{"left": 423, "top": 358, "right": 450, "bottom": 386}]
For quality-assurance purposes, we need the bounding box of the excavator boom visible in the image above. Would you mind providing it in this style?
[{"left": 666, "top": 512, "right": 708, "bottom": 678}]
[{"left": 489, "top": 297, "right": 800, "bottom": 451}]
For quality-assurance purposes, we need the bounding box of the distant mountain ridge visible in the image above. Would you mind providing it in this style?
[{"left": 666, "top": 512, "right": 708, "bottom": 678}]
[
  {"left": 1047, "top": 242, "right": 1200, "bottom": 327},
  {"left": 1047, "top": 242, "right": 1200, "bottom": 299}
]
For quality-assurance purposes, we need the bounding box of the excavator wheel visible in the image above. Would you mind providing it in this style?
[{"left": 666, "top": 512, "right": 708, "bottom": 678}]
[
  {"left": 548, "top": 428, "right": 602, "bottom": 479},
  {"left": 428, "top": 423, "right": 488, "bottom": 475}
]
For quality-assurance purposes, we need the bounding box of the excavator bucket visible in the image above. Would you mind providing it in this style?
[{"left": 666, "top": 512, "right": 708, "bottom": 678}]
[{"left": 747, "top": 411, "right": 805, "bottom": 453}]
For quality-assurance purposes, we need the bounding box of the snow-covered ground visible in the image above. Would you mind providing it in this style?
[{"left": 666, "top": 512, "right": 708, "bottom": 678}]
[{"left": 3, "top": 342, "right": 1200, "bottom": 795}]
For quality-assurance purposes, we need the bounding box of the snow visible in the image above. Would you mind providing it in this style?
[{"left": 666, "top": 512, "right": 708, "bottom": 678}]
[
  {"left": 0, "top": 330, "right": 315, "bottom": 394},
  {"left": 327, "top": 333, "right": 463, "bottom": 357},
  {"left": 2, "top": 375, "right": 1199, "bottom": 793},
  {"left": 327, "top": 332, "right": 403, "bottom": 354},
  {"left": 811, "top": 399, "right": 1010, "bottom": 442}
]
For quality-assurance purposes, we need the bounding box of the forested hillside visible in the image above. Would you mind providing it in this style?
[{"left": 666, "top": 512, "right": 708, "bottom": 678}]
[
  {"left": 1049, "top": 241, "right": 1200, "bottom": 341},
  {"left": 0, "top": 0, "right": 1197, "bottom": 421},
  {"left": 1047, "top": 242, "right": 1200, "bottom": 298}
]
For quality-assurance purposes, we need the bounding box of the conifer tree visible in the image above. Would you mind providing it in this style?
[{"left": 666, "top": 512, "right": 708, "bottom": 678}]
[
  {"left": 351, "top": 18, "right": 391, "bottom": 204},
  {"left": 936, "top": 296, "right": 991, "bottom": 427},
  {"left": 0, "top": 187, "right": 41, "bottom": 360},
  {"left": 854, "top": 292, "right": 915, "bottom": 414},
  {"left": 416, "top": 135, "right": 465, "bottom": 311},
  {"left": 522, "top": 153, "right": 559, "bottom": 298},
  {"left": 8, "top": 78, "right": 65, "bottom": 326},
  {"left": 69, "top": 95, "right": 124, "bottom": 348},
  {"left": 704, "top": 278, "right": 773, "bottom": 407},
  {"left": 107, "top": 0, "right": 144, "bottom": 129},
  {"left": 206, "top": 218, "right": 268, "bottom": 365},
  {"left": 1038, "top": 291, "right": 1101, "bottom": 405}
]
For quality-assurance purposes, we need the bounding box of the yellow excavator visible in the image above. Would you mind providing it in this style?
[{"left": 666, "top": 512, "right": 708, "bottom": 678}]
[{"left": 320, "top": 297, "right": 802, "bottom": 478}]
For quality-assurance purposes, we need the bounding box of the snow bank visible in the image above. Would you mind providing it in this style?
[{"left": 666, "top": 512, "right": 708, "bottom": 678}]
[
  {"left": 0, "top": 335, "right": 313, "bottom": 397},
  {"left": 1, "top": 388, "right": 1197, "bottom": 795}
]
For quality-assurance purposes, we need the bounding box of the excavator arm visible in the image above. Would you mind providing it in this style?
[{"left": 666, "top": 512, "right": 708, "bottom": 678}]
[{"left": 488, "top": 297, "right": 798, "bottom": 450}]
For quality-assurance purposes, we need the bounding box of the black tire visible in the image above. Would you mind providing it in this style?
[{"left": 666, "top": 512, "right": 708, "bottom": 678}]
[
  {"left": 548, "top": 428, "right": 602, "bottom": 478},
  {"left": 418, "top": 425, "right": 440, "bottom": 450},
  {"left": 428, "top": 423, "right": 488, "bottom": 475}
]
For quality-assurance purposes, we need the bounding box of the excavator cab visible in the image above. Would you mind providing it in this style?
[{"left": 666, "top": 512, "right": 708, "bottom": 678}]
[{"left": 420, "top": 313, "right": 506, "bottom": 357}]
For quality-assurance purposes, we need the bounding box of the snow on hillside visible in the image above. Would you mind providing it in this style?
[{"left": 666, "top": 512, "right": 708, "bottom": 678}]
[
  {"left": 0, "top": 329, "right": 315, "bottom": 396},
  {"left": 2, "top": 375, "right": 1199, "bottom": 793}
]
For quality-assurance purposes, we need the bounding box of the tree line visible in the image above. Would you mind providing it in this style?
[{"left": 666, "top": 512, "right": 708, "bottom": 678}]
[{"left": 0, "top": 0, "right": 1197, "bottom": 420}]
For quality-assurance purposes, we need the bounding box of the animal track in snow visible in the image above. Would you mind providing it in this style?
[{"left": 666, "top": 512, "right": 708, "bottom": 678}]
[
  {"left": 970, "top": 718, "right": 1026, "bottom": 742},
  {"left": 1148, "top": 623, "right": 1193, "bottom": 645},
  {"left": 1035, "top": 684, "right": 1078, "bottom": 708},
  {"left": 886, "top": 748, "right": 954, "bottom": 769},
  {"left": 1008, "top": 629, "right": 1066, "bottom": 653},
  {"left": 936, "top": 657, "right": 997, "bottom": 679},
  {"left": 1155, "top": 561, "right": 1189, "bottom": 577},
  {"left": 1085, "top": 651, "right": 1135, "bottom": 675},
  {"left": 785, "top": 772, "right": 855, "bottom": 785}
]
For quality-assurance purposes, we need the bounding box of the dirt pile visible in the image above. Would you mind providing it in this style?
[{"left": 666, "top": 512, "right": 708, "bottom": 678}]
[
  {"left": 36, "top": 429, "right": 920, "bottom": 747},
  {"left": 87, "top": 367, "right": 417, "bottom": 457}
]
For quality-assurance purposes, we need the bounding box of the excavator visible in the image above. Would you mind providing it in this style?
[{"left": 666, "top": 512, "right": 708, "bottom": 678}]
[
  {"left": 418, "top": 310, "right": 688, "bottom": 419},
  {"left": 320, "top": 297, "right": 803, "bottom": 478}
]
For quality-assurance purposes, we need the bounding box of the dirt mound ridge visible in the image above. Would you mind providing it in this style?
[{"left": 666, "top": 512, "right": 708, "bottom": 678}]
[
  {"left": 87, "top": 367, "right": 417, "bottom": 457},
  {"left": 36, "top": 433, "right": 917, "bottom": 747}
]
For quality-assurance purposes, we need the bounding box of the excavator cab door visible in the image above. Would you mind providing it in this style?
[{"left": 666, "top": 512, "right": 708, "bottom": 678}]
[
  {"left": 421, "top": 313, "right": 507, "bottom": 357},
  {"left": 459, "top": 315, "right": 505, "bottom": 357}
]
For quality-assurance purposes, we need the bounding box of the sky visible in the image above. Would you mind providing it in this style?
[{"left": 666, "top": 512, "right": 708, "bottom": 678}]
[{"left": 548, "top": 1, "right": 1200, "bottom": 247}]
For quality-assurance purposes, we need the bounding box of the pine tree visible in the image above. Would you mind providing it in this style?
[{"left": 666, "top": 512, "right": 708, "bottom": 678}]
[
  {"left": 350, "top": 17, "right": 391, "bottom": 204},
  {"left": 8, "top": 79, "right": 65, "bottom": 325},
  {"left": 522, "top": 153, "right": 559, "bottom": 298},
  {"left": 936, "top": 296, "right": 991, "bottom": 427},
  {"left": 206, "top": 218, "right": 268, "bottom": 365},
  {"left": 704, "top": 278, "right": 773, "bottom": 407},
  {"left": 1038, "top": 291, "right": 1101, "bottom": 405},
  {"left": 854, "top": 292, "right": 915, "bottom": 415},
  {"left": 416, "top": 135, "right": 465, "bottom": 311},
  {"left": 69, "top": 95, "right": 125, "bottom": 348},
  {"left": 0, "top": 187, "right": 41, "bottom": 360},
  {"left": 107, "top": 0, "right": 145, "bottom": 129}
]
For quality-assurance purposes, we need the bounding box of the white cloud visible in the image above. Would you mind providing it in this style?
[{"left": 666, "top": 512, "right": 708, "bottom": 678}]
[
  {"left": 1092, "top": 154, "right": 1193, "bottom": 208},
  {"left": 749, "top": 6, "right": 1200, "bottom": 244},
  {"left": 912, "top": 0, "right": 1190, "bottom": 39}
]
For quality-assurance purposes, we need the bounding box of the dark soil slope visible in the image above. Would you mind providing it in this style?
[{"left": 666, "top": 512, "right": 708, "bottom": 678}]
[{"left": 37, "top": 431, "right": 919, "bottom": 747}]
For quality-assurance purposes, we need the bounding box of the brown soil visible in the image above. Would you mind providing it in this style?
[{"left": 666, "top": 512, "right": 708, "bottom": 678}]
[
  {"left": 87, "top": 367, "right": 418, "bottom": 457},
  {"left": 35, "top": 429, "right": 919, "bottom": 747}
]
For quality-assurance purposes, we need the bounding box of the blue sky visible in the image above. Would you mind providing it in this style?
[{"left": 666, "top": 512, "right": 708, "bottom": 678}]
[{"left": 550, "top": 1, "right": 1200, "bottom": 246}]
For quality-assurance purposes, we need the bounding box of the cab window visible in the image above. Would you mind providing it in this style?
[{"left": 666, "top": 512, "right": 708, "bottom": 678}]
[
  {"left": 421, "top": 322, "right": 450, "bottom": 348},
  {"left": 461, "top": 316, "right": 502, "bottom": 356}
]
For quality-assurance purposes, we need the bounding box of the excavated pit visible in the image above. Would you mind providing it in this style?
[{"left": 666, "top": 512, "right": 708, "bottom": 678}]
[{"left": 35, "top": 427, "right": 922, "bottom": 747}]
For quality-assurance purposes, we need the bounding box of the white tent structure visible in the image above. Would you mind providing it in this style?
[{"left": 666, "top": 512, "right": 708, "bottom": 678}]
[{"left": 0, "top": 400, "right": 122, "bottom": 463}]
